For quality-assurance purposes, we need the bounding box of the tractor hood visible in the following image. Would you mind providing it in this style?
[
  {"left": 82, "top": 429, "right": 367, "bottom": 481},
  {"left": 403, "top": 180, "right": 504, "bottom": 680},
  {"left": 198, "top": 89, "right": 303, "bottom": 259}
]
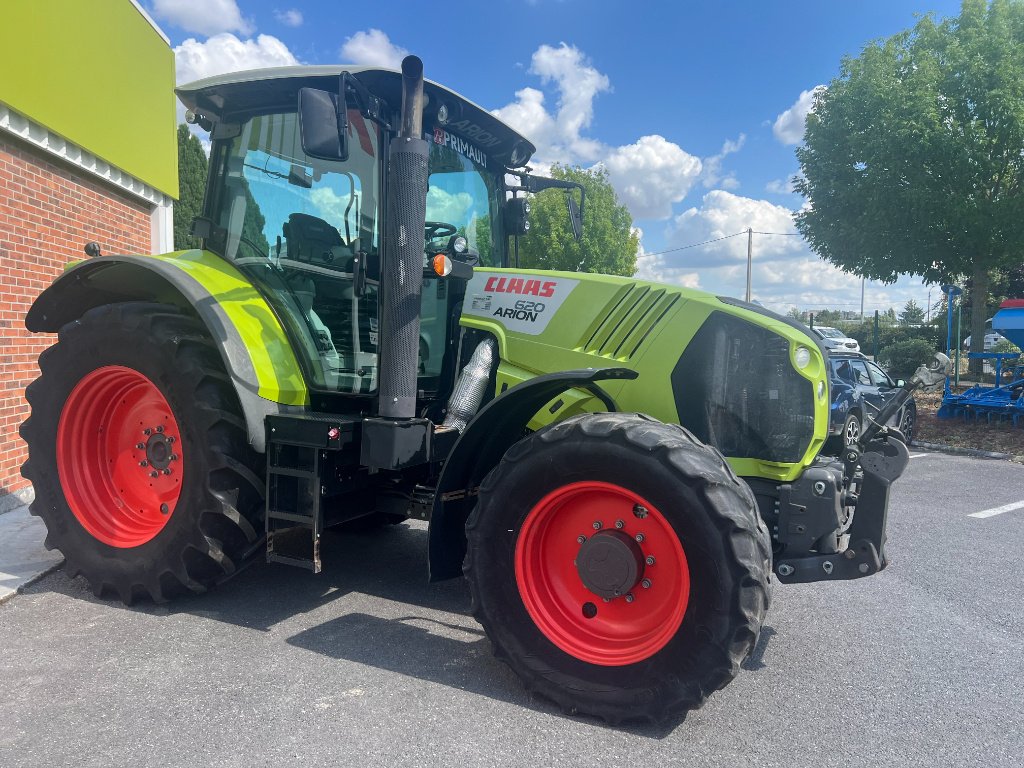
[{"left": 176, "top": 65, "right": 536, "bottom": 170}]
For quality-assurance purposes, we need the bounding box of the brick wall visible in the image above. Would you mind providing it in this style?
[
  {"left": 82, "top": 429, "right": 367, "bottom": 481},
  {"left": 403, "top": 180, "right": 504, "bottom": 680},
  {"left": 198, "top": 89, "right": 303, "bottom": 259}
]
[{"left": 0, "top": 136, "right": 152, "bottom": 495}]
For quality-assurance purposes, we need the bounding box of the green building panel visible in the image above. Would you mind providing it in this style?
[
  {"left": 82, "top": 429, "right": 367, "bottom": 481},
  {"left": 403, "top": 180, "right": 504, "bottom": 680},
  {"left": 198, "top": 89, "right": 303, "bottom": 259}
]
[{"left": 0, "top": 0, "right": 178, "bottom": 198}]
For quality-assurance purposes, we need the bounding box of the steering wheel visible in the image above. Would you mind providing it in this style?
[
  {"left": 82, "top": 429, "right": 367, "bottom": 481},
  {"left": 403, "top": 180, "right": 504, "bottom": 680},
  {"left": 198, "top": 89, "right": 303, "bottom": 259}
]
[{"left": 424, "top": 221, "right": 457, "bottom": 241}]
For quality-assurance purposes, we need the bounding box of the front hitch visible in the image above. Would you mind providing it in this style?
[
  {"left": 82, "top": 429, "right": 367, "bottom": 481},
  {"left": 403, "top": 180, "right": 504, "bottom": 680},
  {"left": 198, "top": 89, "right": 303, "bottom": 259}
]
[{"left": 771, "top": 355, "right": 952, "bottom": 584}]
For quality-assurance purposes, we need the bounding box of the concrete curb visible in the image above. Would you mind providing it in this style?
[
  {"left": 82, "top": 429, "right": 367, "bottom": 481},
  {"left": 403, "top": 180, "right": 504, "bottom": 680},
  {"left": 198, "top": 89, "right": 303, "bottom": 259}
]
[
  {"left": 912, "top": 440, "right": 1015, "bottom": 460},
  {"left": 0, "top": 504, "right": 64, "bottom": 605},
  {"left": 0, "top": 557, "right": 64, "bottom": 606},
  {"left": 0, "top": 486, "right": 35, "bottom": 516}
]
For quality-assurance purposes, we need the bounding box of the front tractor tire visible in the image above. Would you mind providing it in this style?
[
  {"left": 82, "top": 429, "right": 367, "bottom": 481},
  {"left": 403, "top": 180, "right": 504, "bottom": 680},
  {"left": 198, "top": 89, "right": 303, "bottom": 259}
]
[
  {"left": 21, "top": 303, "right": 264, "bottom": 603},
  {"left": 464, "top": 412, "right": 771, "bottom": 724}
]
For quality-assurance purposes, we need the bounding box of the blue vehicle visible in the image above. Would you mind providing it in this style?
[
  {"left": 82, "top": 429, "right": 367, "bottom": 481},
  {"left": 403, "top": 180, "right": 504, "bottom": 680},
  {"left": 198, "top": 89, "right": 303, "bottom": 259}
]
[{"left": 827, "top": 351, "right": 917, "bottom": 448}]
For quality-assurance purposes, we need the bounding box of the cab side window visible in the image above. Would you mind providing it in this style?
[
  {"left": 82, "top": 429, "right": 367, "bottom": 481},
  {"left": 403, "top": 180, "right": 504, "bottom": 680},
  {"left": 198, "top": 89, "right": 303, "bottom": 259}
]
[{"left": 849, "top": 360, "right": 872, "bottom": 386}]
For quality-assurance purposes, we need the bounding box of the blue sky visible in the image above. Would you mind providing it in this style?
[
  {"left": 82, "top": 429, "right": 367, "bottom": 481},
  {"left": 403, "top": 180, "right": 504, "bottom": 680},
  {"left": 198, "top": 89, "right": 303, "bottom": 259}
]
[{"left": 149, "top": 0, "right": 967, "bottom": 315}]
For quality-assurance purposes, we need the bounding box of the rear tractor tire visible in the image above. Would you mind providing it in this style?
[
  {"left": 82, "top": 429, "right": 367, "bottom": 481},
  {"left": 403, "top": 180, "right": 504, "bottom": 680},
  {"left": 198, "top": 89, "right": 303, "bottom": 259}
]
[
  {"left": 20, "top": 302, "right": 265, "bottom": 603},
  {"left": 464, "top": 412, "right": 772, "bottom": 724}
]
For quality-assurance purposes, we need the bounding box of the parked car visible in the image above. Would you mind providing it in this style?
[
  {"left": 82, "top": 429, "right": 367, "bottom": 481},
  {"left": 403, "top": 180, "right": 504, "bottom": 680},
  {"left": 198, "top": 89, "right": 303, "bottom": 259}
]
[
  {"left": 961, "top": 330, "right": 1008, "bottom": 352},
  {"left": 826, "top": 351, "right": 916, "bottom": 449},
  {"left": 813, "top": 325, "right": 861, "bottom": 353}
]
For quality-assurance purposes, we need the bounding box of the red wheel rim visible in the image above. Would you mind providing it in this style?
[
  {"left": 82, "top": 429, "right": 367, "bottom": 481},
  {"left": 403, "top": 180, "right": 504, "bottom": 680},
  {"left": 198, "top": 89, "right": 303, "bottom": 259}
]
[
  {"left": 57, "top": 365, "right": 184, "bottom": 548},
  {"left": 515, "top": 481, "right": 690, "bottom": 666}
]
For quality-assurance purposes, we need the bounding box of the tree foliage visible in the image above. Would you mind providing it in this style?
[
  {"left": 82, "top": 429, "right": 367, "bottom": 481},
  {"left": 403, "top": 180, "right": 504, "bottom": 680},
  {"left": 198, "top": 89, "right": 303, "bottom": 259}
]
[
  {"left": 794, "top": 0, "right": 1024, "bottom": 370},
  {"left": 515, "top": 165, "right": 638, "bottom": 276},
  {"left": 899, "top": 299, "right": 926, "bottom": 325},
  {"left": 174, "top": 124, "right": 209, "bottom": 250},
  {"left": 878, "top": 339, "right": 937, "bottom": 379}
]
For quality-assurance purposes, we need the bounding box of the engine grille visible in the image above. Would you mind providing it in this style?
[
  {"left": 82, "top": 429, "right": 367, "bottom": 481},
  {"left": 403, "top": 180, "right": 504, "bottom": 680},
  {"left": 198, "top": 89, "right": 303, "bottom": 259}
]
[
  {"left": 579, "top": 286, "right": 679, "bottom": 360},
  {"left": 671, "top": 311, "right": 814, "bottom": 463}
]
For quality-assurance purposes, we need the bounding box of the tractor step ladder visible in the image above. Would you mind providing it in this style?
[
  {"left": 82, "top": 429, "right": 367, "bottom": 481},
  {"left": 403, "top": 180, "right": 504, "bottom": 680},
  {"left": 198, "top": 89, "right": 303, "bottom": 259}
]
[
  {"left": 264, "top": 414, "right": 356, "bottom": 573},
  {"left": 265, "top": 440, "right": 324, "bottom": 573}
]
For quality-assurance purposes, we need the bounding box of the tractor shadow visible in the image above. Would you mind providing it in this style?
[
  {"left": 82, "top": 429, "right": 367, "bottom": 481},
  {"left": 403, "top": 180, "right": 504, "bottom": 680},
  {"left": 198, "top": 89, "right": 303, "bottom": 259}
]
[{"left": 37, "top": 520, "right": 683, "bottom": 736}]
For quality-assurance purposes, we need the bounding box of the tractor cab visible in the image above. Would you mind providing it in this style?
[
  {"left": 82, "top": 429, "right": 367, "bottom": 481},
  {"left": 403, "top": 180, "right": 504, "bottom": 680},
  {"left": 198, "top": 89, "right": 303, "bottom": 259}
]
[{"left": 177, "top": 67, "right": 552, "bottom": 403}]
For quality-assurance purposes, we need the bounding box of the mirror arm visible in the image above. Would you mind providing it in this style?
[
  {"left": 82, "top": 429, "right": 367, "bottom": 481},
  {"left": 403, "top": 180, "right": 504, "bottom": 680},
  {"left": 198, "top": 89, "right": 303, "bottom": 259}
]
[{"left": 340, "top": 71, "right": 390, "bottom": 130}]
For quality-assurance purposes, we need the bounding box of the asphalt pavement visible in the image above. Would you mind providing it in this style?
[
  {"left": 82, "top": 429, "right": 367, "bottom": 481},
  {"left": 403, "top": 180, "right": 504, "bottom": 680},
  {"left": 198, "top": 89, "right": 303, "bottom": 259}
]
[{"left": 1, "top": 451, "right": 1022, "bottom": 768}]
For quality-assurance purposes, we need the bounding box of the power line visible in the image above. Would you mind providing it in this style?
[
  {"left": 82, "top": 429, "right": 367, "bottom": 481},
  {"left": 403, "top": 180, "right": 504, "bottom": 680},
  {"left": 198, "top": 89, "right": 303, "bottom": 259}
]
[
  {"left": 644, "top": 231, "right": 747, "bottom": 257},
  {"left": 750, "top": 230, "right": 801, "bottom": 236}
]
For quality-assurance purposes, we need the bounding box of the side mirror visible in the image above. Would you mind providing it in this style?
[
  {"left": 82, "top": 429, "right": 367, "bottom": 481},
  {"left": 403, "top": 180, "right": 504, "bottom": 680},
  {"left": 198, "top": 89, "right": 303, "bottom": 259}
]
[
  {"left": 504, "top": 197, "right": 530, "bottom": 236},
  {"left": 895, "top": 379, "right": 907, "bottom": 388},
  {"left": 298, "top": 87, "right": 348, "bottom": 162},
  {"left": 566, "top": 194, "right": 582, "bottom": 241}
]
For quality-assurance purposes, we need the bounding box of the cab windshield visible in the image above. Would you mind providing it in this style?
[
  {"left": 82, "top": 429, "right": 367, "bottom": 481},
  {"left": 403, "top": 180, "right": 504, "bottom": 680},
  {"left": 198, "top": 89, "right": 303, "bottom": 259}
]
[{"left": 208, "top": 109, "right": 504, "bottom": 395}]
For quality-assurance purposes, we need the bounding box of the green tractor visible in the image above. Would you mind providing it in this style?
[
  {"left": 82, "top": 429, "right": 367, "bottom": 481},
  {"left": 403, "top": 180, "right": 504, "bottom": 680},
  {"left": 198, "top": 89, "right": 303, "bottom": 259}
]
[{"left": 21, "top": 57, "right": 914, "bottom": 723}]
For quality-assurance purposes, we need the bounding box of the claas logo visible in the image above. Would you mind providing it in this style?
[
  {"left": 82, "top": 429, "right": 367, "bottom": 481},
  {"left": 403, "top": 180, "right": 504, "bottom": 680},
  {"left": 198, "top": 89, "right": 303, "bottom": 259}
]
[{"left": 483, "top": 276, "right": 557, "bottom": 298}]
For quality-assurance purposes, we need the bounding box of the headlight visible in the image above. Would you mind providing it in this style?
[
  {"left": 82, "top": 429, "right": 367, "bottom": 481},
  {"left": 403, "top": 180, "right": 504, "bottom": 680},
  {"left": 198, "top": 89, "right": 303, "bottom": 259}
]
[{"left": 794, "top": 346, "right": 811, "bottom": 369}]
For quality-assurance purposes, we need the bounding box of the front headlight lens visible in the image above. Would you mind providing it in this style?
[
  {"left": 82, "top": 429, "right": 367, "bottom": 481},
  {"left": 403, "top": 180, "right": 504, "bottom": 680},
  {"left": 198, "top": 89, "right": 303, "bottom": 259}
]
[{"left": 794, "top": 346, "right": 811, "bottom": 369}]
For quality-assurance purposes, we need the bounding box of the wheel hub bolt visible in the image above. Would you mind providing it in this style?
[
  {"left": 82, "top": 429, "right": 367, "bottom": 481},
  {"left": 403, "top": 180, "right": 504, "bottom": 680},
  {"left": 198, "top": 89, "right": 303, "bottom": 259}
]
[
  {"left": 156, "top": 425, "right": 164, "bottom": 433},
  {"left": 160, "top": 503, "right": 169, "bottom": 515},
  {"left": 624, "top": 593, "right": 635, "bottom": 603},
  {"left": 645, "top": 555, "right": 656, "bottom": 566},
  {"left": 633, "top": 504, "right": 648, "bottom": 519},
  {"left": 136, "top": 443, "right": 145, "bottom": 450},
  {"left": 602, "top": 597, "right": 611, "bottom": 603},
  {"left": 635, "top": 533, "right": 645, "bottom": 543},
  {"left": 577, "top": 535, "right": 587, "bottom": 544},
  {"left": 641, "top": 578, "right": 652, "bottom": 589},
  {"left": 163, "top": 468, "right": 172, "bottom": 476},
  {"left": 139, "top": 460, "right": 148, "bottom": 467},
  {"left": 614, "top": 519, "right": 625, "bottom": 529},
  {"left": 592, "top": 521, "right": 602, "bottom": 530},
  {"left": 170, "top": 454, "right": 178, "bottom": 462},
  {"left": 143, "top": 428, "right": 152, "bottom": 436},
  {"left": 168, "top": 436, "right": 175, "bottom": 444},
  {"left": 150, "top": 471, "right": 158, "bottom": 478}
]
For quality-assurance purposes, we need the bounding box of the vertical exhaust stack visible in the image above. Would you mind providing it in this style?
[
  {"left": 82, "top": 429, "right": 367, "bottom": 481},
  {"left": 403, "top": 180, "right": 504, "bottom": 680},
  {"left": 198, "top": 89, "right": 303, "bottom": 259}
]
[{"left": 378, "top": 55, "right": 429, "bottom": 419}]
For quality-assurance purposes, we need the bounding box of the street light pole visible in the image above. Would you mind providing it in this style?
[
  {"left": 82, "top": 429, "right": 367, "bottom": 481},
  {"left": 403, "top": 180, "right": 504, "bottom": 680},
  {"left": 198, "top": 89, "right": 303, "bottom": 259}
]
[
  {"left": 745, "top": 227, "right": 752, "bottom": 302},
  {"left": 860, "top": 275, "right": 865, "bottom": 321}
]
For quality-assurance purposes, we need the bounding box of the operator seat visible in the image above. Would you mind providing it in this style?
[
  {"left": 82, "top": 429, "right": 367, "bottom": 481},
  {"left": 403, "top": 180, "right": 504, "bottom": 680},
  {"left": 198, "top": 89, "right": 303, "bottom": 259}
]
[{"left": 282, "top": 213, "right": 353, "bottom": 270}]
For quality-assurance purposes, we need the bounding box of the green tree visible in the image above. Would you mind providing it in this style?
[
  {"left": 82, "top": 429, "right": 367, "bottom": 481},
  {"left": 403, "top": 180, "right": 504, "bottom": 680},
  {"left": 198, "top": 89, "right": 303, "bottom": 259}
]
[
  {"left": 174, "top": 124, "right": 209, "bottom": 250},
  {"left": 899, "top": 299, "right": 926, "bottom": 326},
  {"left": 795, "top": 0, "right": 1024, "bottom": 374},
  {"left": 812, "top": 309, "right": 843, "bottom": 325},
  {"left": 786, "top": 307, "right": 803, "bottom": 321},
  {"left": 516, "top": 165, "right": 638, "bottom": 276}
]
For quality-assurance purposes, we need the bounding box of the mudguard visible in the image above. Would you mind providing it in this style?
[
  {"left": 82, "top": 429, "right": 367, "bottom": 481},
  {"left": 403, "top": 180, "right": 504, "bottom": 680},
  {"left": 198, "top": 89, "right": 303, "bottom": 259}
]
[
  {"left": 427, "top": 366, "right": 638, "bottom": 581},
  {"left": 25, "top": 250, "right": 309, "bottom": 451}
]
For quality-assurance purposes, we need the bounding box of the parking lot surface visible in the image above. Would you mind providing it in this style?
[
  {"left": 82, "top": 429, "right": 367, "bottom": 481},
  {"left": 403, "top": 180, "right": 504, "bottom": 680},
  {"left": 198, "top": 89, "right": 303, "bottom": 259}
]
[{"left": 1, "top": 452, "right": 1022, "bottom": 767}]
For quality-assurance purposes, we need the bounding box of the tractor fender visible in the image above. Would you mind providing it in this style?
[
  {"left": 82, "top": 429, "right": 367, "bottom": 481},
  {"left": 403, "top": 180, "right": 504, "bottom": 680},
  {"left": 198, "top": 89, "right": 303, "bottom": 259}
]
[
  {"left": 427, "top": 366, "right": 638, "bottom": 581},
  {"left": 25, "top": 251, "right": 309, "bottom": 452}
]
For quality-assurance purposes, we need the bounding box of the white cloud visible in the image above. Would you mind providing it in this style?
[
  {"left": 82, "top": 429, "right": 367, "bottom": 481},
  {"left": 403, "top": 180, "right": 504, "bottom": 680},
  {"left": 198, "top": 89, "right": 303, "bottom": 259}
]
[
  {"left": 153, "top": 0, "right": 253, "bottom": 37},
  {"left": 600, "top": 136, "right": 702, "bottom": 220},
  {"left": 701, "top": 134, "right": 745, "bottom": 190},
  {"left": 340, "top": 29, "right": 408, "bottom": 69},
  {"left": 773, "top": 86, "right": 825, "bottom": 145},
  {"left": 174, "top": 33, "right": 299, "bottom": 122},
  {"left": 632, "top": 189, "right": 927, "bottom": 313},
  {"left": 765, "top": 177, "right": 797, "bottom": 195},
  {"left": 667, "top": 190, "right": 801, "bottom": 267},
  {"left": 275, "top": 8, "right": 303, "bottom": 27},
  {"left": 493, "top": 44, "right": 702, "bottom": 222},
  {"left": 634, "top": 228, "right": 701, "bottom": 288},
  {"left": 493, "top": 43, "right": 610, "bottom": 164},
  {"left": 175, "top": 33, "right": 299, "bottom": 85}
]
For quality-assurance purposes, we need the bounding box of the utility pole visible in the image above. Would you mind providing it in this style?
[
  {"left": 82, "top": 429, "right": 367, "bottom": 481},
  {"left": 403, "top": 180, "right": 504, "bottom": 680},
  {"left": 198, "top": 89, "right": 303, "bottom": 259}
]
[
  {"left": 745, "top": 227, "right": 753, "bottom": 302},
  {"left": 860, "top": 275, "right": 865, "bottom": 321},
  {"left": 926, "top": 288, "right": 931, "bottom": 323}
]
